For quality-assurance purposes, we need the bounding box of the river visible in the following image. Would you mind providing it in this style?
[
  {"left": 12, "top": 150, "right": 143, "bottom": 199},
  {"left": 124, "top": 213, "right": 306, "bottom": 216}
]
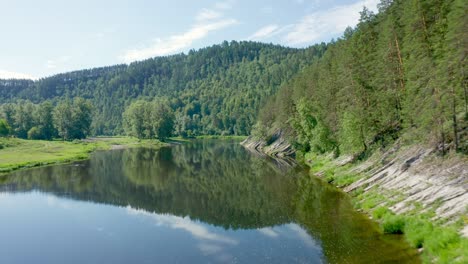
[{"left": 0, "top": 140, "right": 419, "bottom": 263}]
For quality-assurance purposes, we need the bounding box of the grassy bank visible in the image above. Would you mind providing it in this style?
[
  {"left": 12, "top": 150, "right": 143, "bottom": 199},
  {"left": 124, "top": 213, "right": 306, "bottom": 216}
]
[
  {"left": 0, "top": 137, "right": 166, "bottom": 174},
  {"left": 303, "top": 152, "right": 468, "bottom": 264}
]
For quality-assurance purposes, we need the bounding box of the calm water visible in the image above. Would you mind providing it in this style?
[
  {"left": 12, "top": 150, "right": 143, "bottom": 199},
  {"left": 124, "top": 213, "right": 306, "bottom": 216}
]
[{"left": 0, "top": 140, "right": 419, "bottom": 263}]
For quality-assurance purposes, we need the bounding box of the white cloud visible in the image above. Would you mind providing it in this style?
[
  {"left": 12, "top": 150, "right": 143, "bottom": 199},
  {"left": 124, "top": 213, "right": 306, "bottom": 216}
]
[
  {"left": 248, "top": 24, "right": 282, "bottom": 41},
  {"left": 0, "top": 69, "right": 36, "bottom": 80},
  {"left": 127, "top": 206, "right": 238, "bottom": 245},
  {"left": 47, "top": 195, "right": 72, "bottom": 210},
  {"left": 120, "top": 2, "right": 238, "bottom": 63},
  {"left": 120, "top": 19, "right": 237, "bottom": 63},
  {"left": 287, "top": 224, "right": 321, "bottom": 250},
  {"left": 196, "top": 8, "right": 222, "bottom": 22},
  {"left": 258, "top": 227, "right": 279, "bottom": 238},
  {"left": 284, "top": 0, "right": 379, "bottom": 45}
]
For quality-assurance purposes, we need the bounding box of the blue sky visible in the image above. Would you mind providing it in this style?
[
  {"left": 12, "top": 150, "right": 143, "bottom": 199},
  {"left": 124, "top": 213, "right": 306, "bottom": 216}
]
[{"left": 0, "top": 0, "right": 379, "bottom": 79}]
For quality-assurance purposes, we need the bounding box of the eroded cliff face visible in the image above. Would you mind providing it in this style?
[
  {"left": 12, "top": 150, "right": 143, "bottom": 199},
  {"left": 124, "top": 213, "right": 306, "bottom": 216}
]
[
  {"left": 344, "top": 145, "right": 468, "bottom": 223},
  {"left": 241, "top": 130, "right": 295, "bottom": 158}
]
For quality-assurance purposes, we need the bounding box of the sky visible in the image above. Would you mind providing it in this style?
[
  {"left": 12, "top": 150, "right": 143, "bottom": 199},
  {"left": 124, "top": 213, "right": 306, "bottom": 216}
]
[{"left": 0, "top": 0, "right": 379, "bottom": 79}]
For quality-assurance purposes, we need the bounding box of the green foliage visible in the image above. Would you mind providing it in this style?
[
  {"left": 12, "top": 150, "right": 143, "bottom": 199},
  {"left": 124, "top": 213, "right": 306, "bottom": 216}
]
[
  {"left": 53, "top": 98, "right": 92, "bottom": 140},
  {"left": 35, "top": 101, "right": 55, "bottom": 140},
  {"left": 123, "top": 99, "right": 174, "bottom": 140},
  {"left": 404, "top": 217, "right": 434, "bottom": 248},
  {"left": 368, "top": 205, "right": 467, "bottom": 263},
  {"left": 0, "top": 119, "right": 11, "bottom": 137},
  {"left": 382, "top": 214, "right": 406, "bottom": 234},
  {"left": 0, "top": 41, "right": 326, "bottom": 136},
  {"left": 27, "top": 126, "right": 41, "bottom": 140},
  {"left": 339, "top": 112, "right": 367, "bottom": 154},
  {"left": 256, "top": 0, "right": 467, "bottom": 155},
  {"left": 424, "top": 227, "right": 460, "bottom": 256},
  {"left": 372, "top": 206, "right": 391, "bottom": 220},
  {"left": 0, "top": 98, "right": 91, "bottom": 140},
  {"left": 53, "top": 101, "right": 74, "bottom": 140}
]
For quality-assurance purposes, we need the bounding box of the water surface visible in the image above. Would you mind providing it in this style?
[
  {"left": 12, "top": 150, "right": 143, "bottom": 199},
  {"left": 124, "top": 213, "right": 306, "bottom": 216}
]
[{"left": 0, "top": 140, "right": 419, "bottom": 263}]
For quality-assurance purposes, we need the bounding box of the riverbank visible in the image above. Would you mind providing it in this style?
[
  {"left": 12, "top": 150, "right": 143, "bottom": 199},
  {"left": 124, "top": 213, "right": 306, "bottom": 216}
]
[
  {"left": 241, "top": 135, "right": 468, "bottom": 263},
  {"left": 196, "top": 135, "right": 248, "bottom": 140},
  {"left": 0, "top": 137, "right": 167, "bottom": 174}
]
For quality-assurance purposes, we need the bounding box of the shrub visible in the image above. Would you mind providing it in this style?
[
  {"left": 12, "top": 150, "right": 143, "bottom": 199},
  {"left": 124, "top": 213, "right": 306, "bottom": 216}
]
[
  {"left": 372, "top": 206, "right": 391, "bottom": 220},
  {"left": 27, "top": 127, "right": 42, "bottom": 140},
  {"left": 404, "top": 217, "right": 433, "bottom": 248},
  {"left": 382, "top": 214, "right": 406, "bottom": 234},
  {"left": 424, "top": 227, "right": 459, "bottom": 255}
]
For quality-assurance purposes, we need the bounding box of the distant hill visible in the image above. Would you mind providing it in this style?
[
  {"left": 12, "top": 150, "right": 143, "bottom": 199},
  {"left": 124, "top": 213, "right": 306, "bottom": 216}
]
[{"left": 0, "top": 41, "right": 326, "bottom": 136}]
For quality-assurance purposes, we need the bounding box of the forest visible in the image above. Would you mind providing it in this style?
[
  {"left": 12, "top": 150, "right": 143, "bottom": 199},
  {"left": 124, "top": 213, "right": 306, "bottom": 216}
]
[
  {"left": 0, "top": 0, "right": 465, "bottom": 154},
  {"left": 0, "top": 41, "right": 325, "bottom": 138},
  {"left": 0, "top": 98, "right": 92, "bottom": 140},
  {"left": 253, "top": 0, "right": 467, "bottom": 156}
]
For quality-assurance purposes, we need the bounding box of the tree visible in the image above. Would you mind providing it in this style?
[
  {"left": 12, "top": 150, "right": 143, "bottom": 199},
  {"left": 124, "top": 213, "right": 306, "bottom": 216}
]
[
  {"left": 13, "top": 101, "right": 35, "bottom": 139},
  {"left": 0, "top": 42, "right": 323, "bottom": 136},
  {"left": 150, "top": 99, "right": 174, "bottom": 140},
  {"left": 122, "top": 99, "right": 174, "bottom": 140},
  {"left": 27, "top": 126, "right": 42, "bottom": 140},
  {"left": 123, "top": 100, "right": 147, "bottom": 139},
  {"left": 35, "top": 101, "right": 56, "bottom": 140},
  {"left": 0, "top": 119, "right": 11, "bottom": 137},
  {"left": 53, "top": 101, "right": 73, "bottom": 140},
  {"left": 70, "top": 97, "right": 93, "bottom": 139}
]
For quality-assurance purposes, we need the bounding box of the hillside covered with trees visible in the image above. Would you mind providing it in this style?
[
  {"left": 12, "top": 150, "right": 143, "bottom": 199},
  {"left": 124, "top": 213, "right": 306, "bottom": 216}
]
[
  {"left": 253, "top": 0, "right": 467, "bottom": 156},
  {"left": 0, "top": 41, "right": 325, "bottom": 138}
]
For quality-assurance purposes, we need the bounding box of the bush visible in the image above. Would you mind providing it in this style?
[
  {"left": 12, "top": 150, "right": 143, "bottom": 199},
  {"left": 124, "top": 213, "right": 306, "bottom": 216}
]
[
  {"left": 404, "top": 217, "right": 433, "bottom": 248},
  {"left": 372, "top": 206, "right": 391, "bottom": 220},
  {"left": 424, "top": 227, "right": 460, "bottom": 255},
  {"left": 382, "top": 214, "right": 406, "bottom": 234},
  {"left": 27, "top": 127, "right": 42, "bottom": 140}
]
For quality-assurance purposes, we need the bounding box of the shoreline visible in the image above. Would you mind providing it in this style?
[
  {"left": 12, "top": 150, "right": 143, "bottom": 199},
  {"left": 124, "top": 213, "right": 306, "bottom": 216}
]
[
  {"left": 0, "top": 136, "right": 247, "bottom": 175},
  {"left": 241, "top": 135, "right": 468, "bottom": 263},
  {"left": 0, "top": 137, "right": 167, "bottom": 175}
]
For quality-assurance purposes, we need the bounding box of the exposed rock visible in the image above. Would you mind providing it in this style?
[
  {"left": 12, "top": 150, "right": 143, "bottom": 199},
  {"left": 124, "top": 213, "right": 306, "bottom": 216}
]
[
  {"left": 241, "top": 130, "right": 296, "bottom": 168},
  {"left": 241, "top": 130, "right": 295, "bottom": 158},
  {"left": 243, "top": 132, "right": 467, "bottom": 232},
  {"left": 462, "top": 226, "right": 468, "bottom": 238},
  {"left": 344, "top": 146, "right": 468, "bottom": 221}
]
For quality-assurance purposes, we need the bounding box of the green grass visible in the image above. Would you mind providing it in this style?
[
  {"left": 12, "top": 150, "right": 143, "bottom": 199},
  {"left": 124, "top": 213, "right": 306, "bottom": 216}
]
[
  {"left": 0, "top": 137, "right": 166, "bottom": 174},
  {"left": 302, "top": 150, "right": 468, "bottom": 263},
  {"left": 369, "top": 205, "right": 468, "bottom": 263},
  {"left": 304, "top": 152, "right": 366, "bottom": 187}
]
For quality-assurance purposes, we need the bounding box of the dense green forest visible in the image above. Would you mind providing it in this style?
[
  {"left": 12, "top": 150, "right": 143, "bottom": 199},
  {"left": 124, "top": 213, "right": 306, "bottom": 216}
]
[
  {"left": 0, "top": 41, "right": 325, "bottom": 138},
  {"left": 0, "top": 98, "right": 92, "bottom": 140},
  {"left": 253, "top": 0, "right": 467, "bottom": 156}
]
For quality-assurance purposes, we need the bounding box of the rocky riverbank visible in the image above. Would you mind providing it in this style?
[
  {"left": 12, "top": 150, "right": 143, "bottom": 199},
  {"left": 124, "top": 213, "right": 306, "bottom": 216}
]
[
  {"left": 241, "top": 130, "right": 295, "bottom": 158},
  {"left": 241, "top": 134, "right": 468, "bottom": 234}
]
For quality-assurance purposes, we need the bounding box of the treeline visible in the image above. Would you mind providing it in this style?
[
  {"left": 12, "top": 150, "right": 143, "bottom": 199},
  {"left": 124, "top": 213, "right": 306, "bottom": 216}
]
[
  {"left": 0, "top": 41, "right": 326, "bottom": 136},
  {"left": 122, "top": 99, "right": 174, "bottom": 140},
  {"left": 0, "top": 98, "right": 92, "bottom": 140},
  {"left": 254, "top": 0, "right": 467, "bottom": 156}
]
